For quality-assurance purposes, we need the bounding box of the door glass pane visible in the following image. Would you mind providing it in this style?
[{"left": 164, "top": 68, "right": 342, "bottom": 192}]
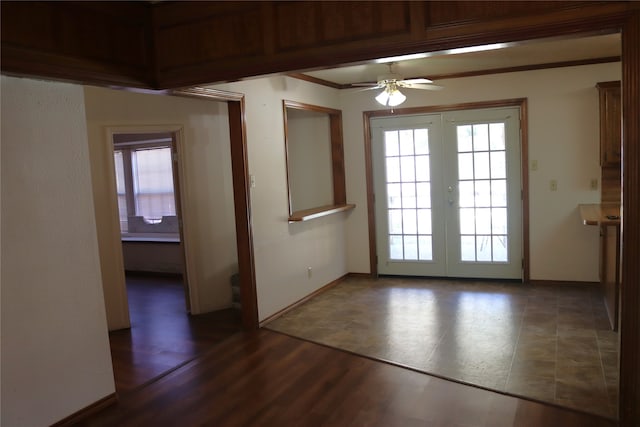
[
  {"left": 404, "top": 235, "right": 418, "bottom": 260},
  {"left": 416, "top": 183, "right": 431, "bottom": 208},
  {"left": 401, "top": 156, "right": 416, "bottom": 181},
  {"left": 401, "top": 183, "right": 416, "bottom": 208},
  {"left": 384, "top": 127, "right": 433, "bottom": 262},
  {"left": 490, "top": 151, "right": 506, "bottom": 179},
  {"left": 475, "top": 180, "right": 491, "bottom": 207},
  {"left": 403, "top": 209, "right": 417, "bottom": 234},
  {"left": 458, "top": 153, "right": 474, "bottom": 180},
  {"left": 476, "top": 236, "right": 492, "bottom": 261},
  {"left": 475, "top": 208, "right": 492, "bottom": 234},
  {"left": 461, "top": 236, "right": 475, "bottom": 261},
  {"left": 415, "top": 155, "right": 430, "bottom": 181},
  {"left": 389, "top": 210, "right": 403, "bottom": 234},
  {"left": 456, "top": 121, "right": 511, "bottom": 264},
  {"left": 418, "top": 236, "right": 433, "bottom": 260},
  {"left": 491, "top": 179, "right": 507, "bottom": 207},
  {"left": 457, "top": 125, "right": 473, "bottom": 152},
  {"left": 474, "top": 152, "right": 490, "bottom": 179},
  {"left": 399, "top": 130, "right": 415, "bottom": 155},
  {"left": 389, "top": 235, "right": 403, "bottom": 259},
  {"left": 386, "top": 157, "right": 400, "bottom": 182},
  {"left": 387, "top": 183, "right": 401, "bottom": 208},
  {"left": 458, "top": 181, "right": 475, "bottom": 207},
  {"left": 459, "top": 208, "right": 475, "bottom": 235},
  {"left": 489, "top": 123, "right": 505, "bottom": 150},
  {"left": 493, "top": 236, "right": 508, "bottom": 262},
  {"left": 415, "top": 129, "right": 429, "bottom": 154},
  {"left": 417, "top": 209, "right": 432, "bottom": 235},
  {"left": 492, "top": 208, "right": 507, "bottom": 234},
  {"left": 473, "top": 124, "right": 489, "bottom": 151},
  {"left": 385, "top": 131, "right": 399, "bottom": 156}
]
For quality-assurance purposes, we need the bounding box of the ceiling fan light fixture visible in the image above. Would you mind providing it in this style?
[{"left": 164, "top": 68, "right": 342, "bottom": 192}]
[{"left": 375, "top": 85, "right": 406, "bottom": 107}]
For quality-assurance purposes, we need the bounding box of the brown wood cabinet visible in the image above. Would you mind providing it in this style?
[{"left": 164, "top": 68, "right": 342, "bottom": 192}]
[{"left": 597, "top": 81, "right": 621, "bottom": 167}]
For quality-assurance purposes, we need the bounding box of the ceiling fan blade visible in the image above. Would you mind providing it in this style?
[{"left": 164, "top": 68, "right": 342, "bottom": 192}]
[
  {"left": 400, "top": 78, "right": 433, "bottom": 84},
  {"left": 348, "top": 84, "right": 384, "bottom": 92},
  {"left": 350, "top": 82, "right": 381, "bottom": 87},
  {"left": 400, "top": 83, "right": 444, "bottom": 91}
]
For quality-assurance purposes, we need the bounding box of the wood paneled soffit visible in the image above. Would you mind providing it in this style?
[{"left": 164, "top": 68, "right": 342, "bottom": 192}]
[
  {"left": 1, "top": 1, "right": 155, "bottom": 88},
  {"left": 1, "top": 1, "right": 636, "bottom": 89},
  {"left": 152, "top": 1, "right": 634, "bottom": 89},
  {"left": 152, "top": 2, "right": 264, "bottom": 71}
]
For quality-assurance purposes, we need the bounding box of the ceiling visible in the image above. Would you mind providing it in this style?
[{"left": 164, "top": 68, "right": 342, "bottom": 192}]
[{"left": 301, "top": 33, "right": 621, "bottom": 87}]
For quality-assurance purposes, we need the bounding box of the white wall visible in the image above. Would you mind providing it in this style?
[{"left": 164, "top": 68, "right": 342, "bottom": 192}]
[
  {"left": 122, "top": 242, "right": 183, "bottom": 274},
  {"left": 341, "top": 62, "right": 621, "bottom": 282},
  {"left": 208, "top": 77, "right": 349, "bottom": 320},
  {"left": 1, "top": 76, "right": 115, "bottom": 426},
  {"left": 84, "top": 87, "right": 238, "bottom": 325}
]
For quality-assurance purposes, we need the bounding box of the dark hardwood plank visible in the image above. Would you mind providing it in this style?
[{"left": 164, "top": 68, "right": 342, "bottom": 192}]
[
  {"left": 84, "top": 330, "right": 615, "bottom": 427},
  {"left": 109, "top": 276, "right": 242, "bottom": 394}
]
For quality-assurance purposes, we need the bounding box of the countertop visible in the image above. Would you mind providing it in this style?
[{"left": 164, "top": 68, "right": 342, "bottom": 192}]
[{"left": 579, "top": 204, "right": 621, "bottom": 226}]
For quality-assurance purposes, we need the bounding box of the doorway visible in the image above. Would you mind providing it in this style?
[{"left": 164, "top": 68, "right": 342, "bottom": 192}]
[
  {"left": 111, "top": 130, "right": 191, "bottom": 311},
  {"left": 371, "top": 105, "right": 524, "bottom": 279},
  {"left": 85, "top": 86, "right": 257, "bottom": 391}
]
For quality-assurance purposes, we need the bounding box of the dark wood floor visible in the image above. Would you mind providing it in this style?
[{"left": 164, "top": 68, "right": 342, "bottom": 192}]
[
  {"left": 91, "top": 275, "right": 616, "bottom": 426},
  {"left": 84, "top": 329, "right": 615, "bottom": 427},
  {"left": 109, "top": 275, "right": 242, "bottom": 393}
]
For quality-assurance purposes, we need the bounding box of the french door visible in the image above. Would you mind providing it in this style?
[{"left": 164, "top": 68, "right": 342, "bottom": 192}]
[{"left": 371, "top": 107, "right": 522, "bottom": 279}]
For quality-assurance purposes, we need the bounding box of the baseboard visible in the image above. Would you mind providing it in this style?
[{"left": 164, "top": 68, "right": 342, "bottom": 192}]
[
  {"left": 346, "top": 272, "right": 375, "bottom": 279},
  {"left": 51, "top": 393, "right": 117, "bottom": 427},
  {"left": 260, "top": 273, "right": 350, "bottom": 327},
  {"left": 527, "top": 279, "right": 599, "bottom": 286}
]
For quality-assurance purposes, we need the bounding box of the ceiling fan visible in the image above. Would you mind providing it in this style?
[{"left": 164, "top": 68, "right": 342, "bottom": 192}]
[{"left": 352, "top": 62, "right": 442, "bottom": 107}]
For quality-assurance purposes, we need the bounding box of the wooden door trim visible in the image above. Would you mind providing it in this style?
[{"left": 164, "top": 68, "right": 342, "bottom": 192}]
[
  {"left": 363, "top": 98, "right": 529, "bottom": 281},
  {"left": 620, "top": 11, "right": 640, "bottom": 425},
  {"left": 172, "top": 87, "right": 259, "bottom": 330}
]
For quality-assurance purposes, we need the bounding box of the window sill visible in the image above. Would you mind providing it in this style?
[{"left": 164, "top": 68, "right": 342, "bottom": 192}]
[{"left": 288, "top": 204, "right": 355, "bottom": 222}]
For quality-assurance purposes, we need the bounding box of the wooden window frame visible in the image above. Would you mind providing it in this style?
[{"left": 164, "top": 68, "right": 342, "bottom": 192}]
[{"left": 283, "top": 100, "right": 354, "bottom": 222}]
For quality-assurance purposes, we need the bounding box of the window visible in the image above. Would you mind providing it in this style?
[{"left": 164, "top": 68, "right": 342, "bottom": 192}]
[
  {"left": 283, "top": 100, "right": 354, "bottom": 221},
  {"left": 113, "top": 133, "right": 179, "bottom": 239}
]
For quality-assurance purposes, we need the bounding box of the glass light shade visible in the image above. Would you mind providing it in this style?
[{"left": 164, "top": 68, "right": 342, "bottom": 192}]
[
  {"left": 375, "top": 90, "right": 390, "bottom": 105},
  {"left": 375, "top": 86, "right": 406, "bottom": 107},
  {"left": 388, "top": 89, "right": 406, "bottom": 106}
]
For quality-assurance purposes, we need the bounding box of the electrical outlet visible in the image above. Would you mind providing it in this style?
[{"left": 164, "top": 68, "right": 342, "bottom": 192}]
[
  {"left": 307, "top": 267, "right": 312, "bottom": 278},
  {"left": 550, "top": 180, "right": 558, "bottom": 191},
  {"left": 590, "top": 178, "right": 598, "bottom": 190}
]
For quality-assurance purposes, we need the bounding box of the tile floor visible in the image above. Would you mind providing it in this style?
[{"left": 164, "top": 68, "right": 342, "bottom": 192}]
[{"left": 265, "top": 276, "right": 619, "bottom": 418}]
